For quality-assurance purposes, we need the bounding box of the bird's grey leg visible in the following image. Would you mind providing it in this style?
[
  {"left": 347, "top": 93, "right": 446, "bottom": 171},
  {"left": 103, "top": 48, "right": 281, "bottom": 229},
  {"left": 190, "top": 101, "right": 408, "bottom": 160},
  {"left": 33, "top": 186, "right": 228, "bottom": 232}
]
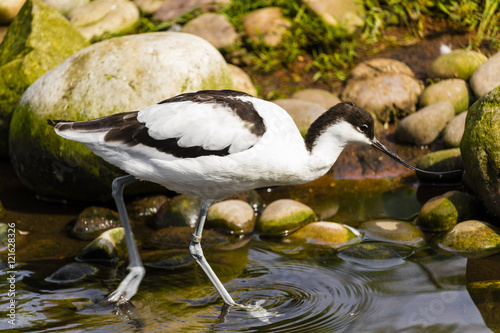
[
  {"left": 189, "top": 198, "right": 240, "bottom": 307},
  {"left": 107, "top": 175, "right": 145, "bottom": 305}
]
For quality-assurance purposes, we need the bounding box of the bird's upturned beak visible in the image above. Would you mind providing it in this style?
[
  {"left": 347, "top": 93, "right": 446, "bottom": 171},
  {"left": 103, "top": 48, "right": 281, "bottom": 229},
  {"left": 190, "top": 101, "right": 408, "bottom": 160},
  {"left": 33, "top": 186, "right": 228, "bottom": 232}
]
[{"left": 371, "top": 138, "right": 462, "bottom": 180}]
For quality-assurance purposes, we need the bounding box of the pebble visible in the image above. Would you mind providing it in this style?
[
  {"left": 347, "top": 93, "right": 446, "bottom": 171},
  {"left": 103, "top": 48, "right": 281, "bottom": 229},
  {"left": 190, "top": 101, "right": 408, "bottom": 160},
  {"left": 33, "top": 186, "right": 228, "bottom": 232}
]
[
  {"left": 361, "top": 220, "right": 425, "bottom": 246},
  {"left": 291, "top": 89, "right": 341, "bottom": 109},
  {"left": 470, "top": 51, "right": 500, "bottom": 97},
  {"left": 284, "top": 221, "right": 360, "bottom": 247},
  {"left": 415, "top": 191, "right": 480, "bottom": 232},
  {"left": 428, "top": 49, "right": 487, "bottom": 80},
  {"left": 419, "top": 79, "right": 470, "bottom": 114},
  {"left": 182, "top": 13, "right": 237, "bottom": 48},
  {"left": 395, "top": 101, "right": 455, "bottom": 146},
  {"left": 242, "top": 7, "right": 291, "bottom": 47},
  {"left": 257, "top": 199, "right": 316, "bottom": 236},
  {"left": 438, "top": 221, "right": 500, "bottom": 259},
  {"left": 46, "top": 262, "right": 98, "bottom": 283},
  {"left": 206, "top": 199, "right": 256, "bottom": 235},
  {"left": 68, "top": 0, "right": 140, "bottom": 41},
  {"left": 72, "top": 206, "right": 121, "bottom": 240},
  {"left": 273, "top": 99, "right": 325, "bottom": 136},
  {"left": 76, "top": 227, "right": 127, "bottom": 262},
  {"left": 442, "top": 111, "right": 467, "bottom": 147}
]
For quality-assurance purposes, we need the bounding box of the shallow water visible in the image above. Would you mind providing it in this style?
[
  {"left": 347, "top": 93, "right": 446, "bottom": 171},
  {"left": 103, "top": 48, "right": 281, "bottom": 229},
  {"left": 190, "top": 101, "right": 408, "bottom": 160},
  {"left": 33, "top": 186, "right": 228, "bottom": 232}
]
[{"left": 0, "top": 164, "right": 496, "bottom": 332}]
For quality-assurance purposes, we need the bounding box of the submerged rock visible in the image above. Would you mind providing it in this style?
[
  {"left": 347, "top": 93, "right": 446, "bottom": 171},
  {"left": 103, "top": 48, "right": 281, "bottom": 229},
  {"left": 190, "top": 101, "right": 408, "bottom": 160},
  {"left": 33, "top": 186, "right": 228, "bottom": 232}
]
[
  {"left": 46, "top": 262, "right": 98, "bottom": 283},
  {"left": 428, "top": 49, "right": 487, "bottom": 80},
  {"left": 43, "top": 0, "right": 89, "bottom": 16},
  {"left": 419, "top": 79, "right": 470, "bottom": 114},
  {"left": 149, "top": 226, "right": 228, "bottom": 249},
  {"left": 284, "top": 221, "right": 360, "bottom": 247},
  {"left": 9, "top": 32, "right": 233, "bottom": 201},
  {"left": 257, "top": 199, "right": 316, "bottom": 236},
  {"left": 438, "top": 221, "right": 500, "bottom": 259},
  {"left": 415, "top": 191, "right": 480, "bottom": 232},
  {"left": 142, "top": 249, "right": 194, "bottom": 269},
  {"left": 206, "top": 199, "right": 256, "bottom": 235},
  {"left": 0, "top": 0, "right": 88, "bottom": 156},
  {"left": 361, "top": 220, "right": 424, "bottom": 246},
  {"left": 77, "top": 227, "right": 127, "bottom": 262},
  {"left": 461, "top": 86, "right": 500, "bottom": 218},
  {"left": 153, "top": 195, "right": 201, "bottom": 229},
  {"left": 72, "top": 206, "right": 121, "bottom": 240},
  {"left": 395, "top": 101, "right": 455, "bottom": 146},
  {"left": 337, "top": 243, "right": 412, "bottom": 268}
]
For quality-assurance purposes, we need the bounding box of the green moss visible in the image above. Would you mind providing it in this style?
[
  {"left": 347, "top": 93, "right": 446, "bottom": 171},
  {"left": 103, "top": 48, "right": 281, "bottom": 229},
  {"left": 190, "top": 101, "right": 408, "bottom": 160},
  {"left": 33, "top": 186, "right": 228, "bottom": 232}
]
[{"left": 257, "top": 210, "right": 315, "bottom": 236}]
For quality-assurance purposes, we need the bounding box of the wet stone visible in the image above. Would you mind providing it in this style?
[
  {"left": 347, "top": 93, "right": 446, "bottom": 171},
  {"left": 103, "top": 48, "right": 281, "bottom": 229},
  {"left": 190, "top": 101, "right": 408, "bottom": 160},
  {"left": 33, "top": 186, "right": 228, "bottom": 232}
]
[
  {"left": 227, "top": 190, "right": 264, "bottom": 212},
  {"left": 127, "top": 195, "right": 169, "bottom": 225},
  {"left": 149, "top": 227, "right": 228, "bottom": 250},
  {"left": 415, "top": 191, "right": 480, "bottom": 232},
  {"left": 153, "top": 195, "right": 201, "bottom": 229},
  {"left": 415, "top": 148, "right": 464, "bottom": 183},
  {"left": 76, "top": 227, "right": 126, "bottom": 262},
  {"left": 284, "top": 222, "right": 360, "bottom": 247},
  {"left": 257, "top": 199, "right": 316, "bottom": 236},
  {"left": 72, "top": 206, "right": 121, "bottom": 241},
  {"left": 361, "top": 220, "right": 425, "bottom": 246},
  {"left": 142, "top": 249, "right": 194, "bottom": 269},
  {"left": 337, "top": 243, "right": 413, "bottom": 268},
  {"left": 438, "top": 221, "right": 500, "bottom": 259},
  {"left": 46, "top": 262, "right": 98, "bottom": 283},
  {"left": 206, "top": 199, "right": 256, "bottom": 235}
]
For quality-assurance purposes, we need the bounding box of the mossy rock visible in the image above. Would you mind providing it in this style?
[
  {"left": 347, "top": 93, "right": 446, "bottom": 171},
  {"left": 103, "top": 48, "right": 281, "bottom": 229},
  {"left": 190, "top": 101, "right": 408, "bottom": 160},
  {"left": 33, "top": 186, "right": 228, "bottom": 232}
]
[
  {"left": 415, "top": 148, "right": 464, "bottom": 183},
  {"left": 284, "top": 221, "right": 360, "bottom": 247},
  {"left": 46, "top": 262, "right": 98, "bottom": 283},
  {"left": 127, "top": 195, "right": 169, "bottom": 225},
  {"left": 419, "top": 79, "right": 470, "bottom": 114},
  {"left": 428, "top": 49, "right": 487, "bottom": 80},
  {"left": 361, "top": 219, "right": 424, "bottom": 246},
  {"left": 0, "top": 0, "right": 88, "bottom": 156},
  {"left": 257, "top": 199, "right": 316, "bottom": 236},
  {"left": 9, "top": 32, "right": 233, "bottom": 201},
  {"left": 206, "top": 199, "right": 256, "bottom": 235},
  {"left": 438, "top": 220, "right": 500, "bottom": 259},
  {"left": 153, "top": 195, "right": 201, "bottom": 229},
  {"left": 72, "top": 206, "right": 121, "bottom": 240},
  {"left": 415, "top": 191, "right": 480, "bottom": 232},
  {"left": 76, "top": 227, "right": 127, "bottom": 262}
]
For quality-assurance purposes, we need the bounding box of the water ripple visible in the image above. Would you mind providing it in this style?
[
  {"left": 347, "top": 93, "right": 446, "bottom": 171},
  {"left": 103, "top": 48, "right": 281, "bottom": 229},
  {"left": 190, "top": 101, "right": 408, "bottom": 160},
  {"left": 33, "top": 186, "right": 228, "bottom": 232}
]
[{"left": 214, "top": 248, "right": 375, "bottom": 332}]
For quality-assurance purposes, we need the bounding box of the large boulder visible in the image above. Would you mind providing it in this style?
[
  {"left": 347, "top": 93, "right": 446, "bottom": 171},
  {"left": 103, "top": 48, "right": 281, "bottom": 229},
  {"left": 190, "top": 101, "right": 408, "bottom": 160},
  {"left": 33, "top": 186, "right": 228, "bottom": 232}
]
[
  {"left": 9, "top": 32, "right": 234, "bottom": 201},
  {"left": 0, "top": 0, "right": 88, "bottom": 156},
  {"left": 460, "top": 86, "right": 500, "bottom": 218}
]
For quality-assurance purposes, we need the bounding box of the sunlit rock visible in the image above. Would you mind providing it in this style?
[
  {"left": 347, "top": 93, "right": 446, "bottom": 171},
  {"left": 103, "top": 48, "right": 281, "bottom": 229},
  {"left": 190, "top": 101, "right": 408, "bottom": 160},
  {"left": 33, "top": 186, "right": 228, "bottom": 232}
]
[
  {"left": 182, "top": 13, "right": 237, "bottom": 49},
  {"left": 470, "top": 52, "right": 500, "bottom": 97},
  {"left": 227, "top": 64, "right": 257, "bottom": 96},
  {"left": 419, "top": 79, "right": 470, "bottom": 114},
  {"left": 395, "top": 101, "right": 455, "bottom": 145},
  {"left": 72, "top": 206, "right": 121, "bottom": 240},
  {"left": 257, "top": 199, "right": 316, "bottom": 236},
  {"left": 415, "top": 191, "right": 480, "bottom": 232},
  {"left": 43, "top": 0, "right": 89, "bottom": 15},
  {"left": 415, "top": 148, "right": 463, "bottom": 183},
  {"left": 68, "top": 0, "right": 139, "bottom": 41},
  {"left": 0, "top": 0, "right": 26, "bottom": 24},
  {"left": 242, "top": 7, "right": 291, "bottom": 47},
  {"left": 291, "top": 89, "right": 341, "bottom": 110},
  {"left": 284, "top": 221, "right": 360, "bottom": 247},
  {"left": 77, "top": 227, "right": 126, "bottom": 262},
  {"left": 273, "top": 99, "right": 324, "bottom": 136},
  {"left": 438, "top": 220, "right": 500, "bottom": 259},
  {"left": 461, "top": 86, "right": 500, "bottom": 218},
  {"left": 0, "top": 0, "right": 88, "bottom": 156},
  {"left": 46, "top": 262, "right": 98, "bottom": 283},
  {"left": 442, "top": 111, "right": 467, "bottom": 148},
  {"left": 428, "top": 49, "right": 487, "bottom": 80},
  {"left": 206, "top": 199, "right": 256, "bottom": 235},
  {"left": 361, "top": 220, "right": 425, "bottom": 246},
  {"left": 303, "top": 0, "right": 364, "bottom": 34}
]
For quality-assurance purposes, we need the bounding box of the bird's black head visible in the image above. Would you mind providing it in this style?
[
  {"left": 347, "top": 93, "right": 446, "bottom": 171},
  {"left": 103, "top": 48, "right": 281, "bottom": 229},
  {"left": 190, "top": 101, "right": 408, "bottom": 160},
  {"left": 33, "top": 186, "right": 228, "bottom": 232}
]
[{"left": 305, "top": 102, "right": 375, "bottom": 151}]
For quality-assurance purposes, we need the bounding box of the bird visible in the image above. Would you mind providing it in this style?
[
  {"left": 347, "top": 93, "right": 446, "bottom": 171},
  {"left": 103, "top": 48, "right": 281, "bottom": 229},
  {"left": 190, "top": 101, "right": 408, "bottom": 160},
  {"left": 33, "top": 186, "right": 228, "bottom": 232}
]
[{"left": 48, "top": 89, "right": 456, "bottom": 309}]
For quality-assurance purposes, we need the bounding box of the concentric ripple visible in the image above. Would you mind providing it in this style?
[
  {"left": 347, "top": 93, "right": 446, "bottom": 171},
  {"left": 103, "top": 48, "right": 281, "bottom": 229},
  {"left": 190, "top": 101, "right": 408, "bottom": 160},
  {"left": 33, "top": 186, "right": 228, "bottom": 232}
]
[{"left": 214, "top": 248, "right": 375, "bottom": 332}]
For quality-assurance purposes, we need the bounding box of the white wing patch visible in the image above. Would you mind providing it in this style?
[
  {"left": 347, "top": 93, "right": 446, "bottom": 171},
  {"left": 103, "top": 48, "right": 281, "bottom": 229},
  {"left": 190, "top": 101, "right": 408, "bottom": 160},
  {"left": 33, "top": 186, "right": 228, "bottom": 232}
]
[{"left": 137, "top": 100, "right": 261, "bottom": 154}]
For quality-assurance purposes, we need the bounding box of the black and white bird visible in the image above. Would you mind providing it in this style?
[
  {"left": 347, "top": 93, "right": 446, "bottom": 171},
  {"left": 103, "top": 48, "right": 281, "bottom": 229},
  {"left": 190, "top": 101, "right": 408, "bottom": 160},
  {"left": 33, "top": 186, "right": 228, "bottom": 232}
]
[{"left": 48, "top": 89, "right": 450, "bottom": 308}]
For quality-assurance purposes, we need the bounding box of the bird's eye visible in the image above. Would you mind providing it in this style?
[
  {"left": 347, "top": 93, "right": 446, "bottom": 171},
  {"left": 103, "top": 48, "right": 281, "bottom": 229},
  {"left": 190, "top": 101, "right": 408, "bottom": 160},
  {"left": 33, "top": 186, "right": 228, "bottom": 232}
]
[{"left": 358, "top": 124, "right": 369, "bottom": 133}]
